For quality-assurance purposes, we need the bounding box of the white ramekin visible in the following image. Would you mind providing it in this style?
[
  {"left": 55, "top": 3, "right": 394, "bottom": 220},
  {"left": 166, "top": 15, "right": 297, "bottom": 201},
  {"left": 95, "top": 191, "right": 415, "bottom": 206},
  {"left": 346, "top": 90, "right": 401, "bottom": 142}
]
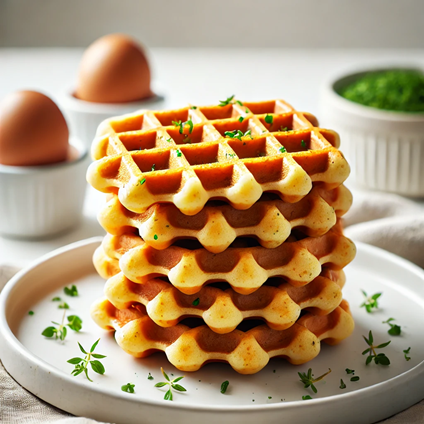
[
  {"left": 59, "top": 87, "right": 165, "bottom": 148},
  {"left": 320, "top": 67, "right": 424, "bottom": 197},
  {"left": 0, "top": 138, "right": 88, "bottom": 238}
]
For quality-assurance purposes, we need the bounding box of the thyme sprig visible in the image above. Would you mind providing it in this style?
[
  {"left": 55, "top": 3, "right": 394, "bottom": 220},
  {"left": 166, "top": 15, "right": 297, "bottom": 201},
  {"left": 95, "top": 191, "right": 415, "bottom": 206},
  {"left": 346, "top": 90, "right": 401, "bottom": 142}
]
[
  {"left": 298, "top": 368, "right": 331, "bottom": 393},
  {"left": 42, "top": 311, "right": 82, "bottom": 341},
  {"left": 362, "top": 330, "right": 391, "bottom": 365},
  {"left": 360, "top": 290, "right": 382, "bottom": 313},
  {"left": 67, "top": 339, "right": 106, "bottom": 382},
  {"left": 154, "top": 367, "right": 186, "bottom": 401},
  {"left": 382, "top": 318, "right": 401, "bottom": 336}
]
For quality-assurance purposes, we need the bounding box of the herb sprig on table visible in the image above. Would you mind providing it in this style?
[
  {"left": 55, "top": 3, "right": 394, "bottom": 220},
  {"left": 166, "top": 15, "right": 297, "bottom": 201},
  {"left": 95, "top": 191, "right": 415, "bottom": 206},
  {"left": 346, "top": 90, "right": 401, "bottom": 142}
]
[
  {"left": 360, "top": 290, "right": 382, "bottom": 313},
  {"left": 382, "top": 318, "right": 401, "bottom": 336}
]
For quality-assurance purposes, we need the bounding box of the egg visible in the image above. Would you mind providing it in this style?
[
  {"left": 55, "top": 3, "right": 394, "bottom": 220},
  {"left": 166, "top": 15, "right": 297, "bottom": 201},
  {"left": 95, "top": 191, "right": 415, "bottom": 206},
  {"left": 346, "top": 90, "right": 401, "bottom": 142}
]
[
  {"left": 0, "top": 91, "right": 69, "bottom": 166},
  {"left": 75, "top": 33, "right": 152, "bottom": 103}
]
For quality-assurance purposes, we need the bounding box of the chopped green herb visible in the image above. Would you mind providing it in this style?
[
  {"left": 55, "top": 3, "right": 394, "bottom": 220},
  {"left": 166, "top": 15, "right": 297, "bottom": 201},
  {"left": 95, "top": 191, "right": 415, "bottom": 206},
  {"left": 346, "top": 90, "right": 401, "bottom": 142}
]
[
  {"left": 138, "top": 178, "right": 146, "bottom": 186},
  {"left": 192, "top": 298, "right": 200, "bottom": 306},
  {"left": 235, "top": 100, "right": 243, "bottom": 106},
  {"left": 337, "top": 69, "right": 424, "bottom": 112},
  {"left": 172, "top": 120, "right": 182, "bottom": 131},
  {"left": 403, "top": 347, "right": 411, "bottom": 361},
  {"left": 67, "top": 339, "right": 106, "bottom": 382},
  {"left": 154, "top": 367, "right": 186, "bottom": 401},
  {"left": 181, "top": 118, "right": 194, "bottom": 135},
  {"left": 225, "top": 152, "right": 236, "bottom": 159},
  {"left": 154, "top": 234, "right": 158, "bottom": 240},
  {"left": 265, "top": 114, "right": 273, "bottom": 125},
  {"left": 268, "top": 396, "right": 272, "bottom": 399},
  {"left": 151, "top": 164, "right": 156, "bottom": 171},
  {"left": 383, "top": 318, "right": 401, "bottom": 336},
  {"left": 52, "top": 297, "right": 61, "bottom": 302},
  {"left": 238, "top": 116, "right": 244, "bottom": 123},
  {"left": 301, "top": 139, "right": 307, "bottom": 148},
  {"left": 280, "top": 126, "right": 289, "bottom": 131},
  {"left": 302, "top": 395, "right": 312, "bottom": 400},
  {"left": 148, "top": 372, "right": 154, "bottom": 380},
  {"left": 350, "top": 376, "right": 360, "bottom": 382},
  {"left": 340, "top": 379, "right": 346, "bottom": 389},
  {"left": 58, "top": 302, "right": 69, "bottom": 309},
  {"left": 176, "top": 149, "right": 182, "bottom": 157},
  {"left": 220, "top": 380, "right": 229, "bottom": 394},
  {"left": 345, "top": 368, "right": 355, "bottom": 374},
  {"left": 362, "top": 330, "right": 391, "bottom": 366},
  {"left": 42, "top": 311, "right": 83, "bottom": 341},
  {"left": 121, "top": 383, "right": 135, "bottom": 393},
  {"left": 219, "top": 95, "right": 235, "bottom": 107},
  {"left": 166, "top": 138, "right": 172, "bottom": 143},
  {"left": 298, "top": 368, "right": 332, "bottom": 393},
  {"left": 64, "top": 285, "right": 78, "bottom": 297},
  {"left": 360, "top": 290, "right": 382, "bottom": 313},
  {"left": 191, "top": 106, "right": 197, "bottom": 109},
  {"left": 245, "top": 109, "right": 249, "bottom": 114},
  {"left": 279, "top": 146, "right": 287, "bottom": 153},
  {"left": 28, "top": 311, "right": 34, "bottom": 315}
]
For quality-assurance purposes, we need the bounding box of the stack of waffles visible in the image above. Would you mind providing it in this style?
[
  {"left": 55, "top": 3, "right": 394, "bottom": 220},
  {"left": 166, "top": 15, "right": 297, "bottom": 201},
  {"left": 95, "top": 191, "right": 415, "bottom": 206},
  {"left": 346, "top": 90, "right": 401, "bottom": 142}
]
[{"left": 88, "top": 99, "right": 356, "bottom": 374}]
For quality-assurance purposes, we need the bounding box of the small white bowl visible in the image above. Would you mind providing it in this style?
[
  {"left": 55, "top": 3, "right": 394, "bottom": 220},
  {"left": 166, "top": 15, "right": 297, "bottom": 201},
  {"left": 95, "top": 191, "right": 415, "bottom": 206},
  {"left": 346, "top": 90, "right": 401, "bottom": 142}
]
[
  {"left": 0, "top": 138, "right": 88, "bottom": 239},
  {"left": 320, "top": 67, "right": 424, "bottom": 197},
  {"left": 59, "top": 87, "right": 165, "bottom": 148}
]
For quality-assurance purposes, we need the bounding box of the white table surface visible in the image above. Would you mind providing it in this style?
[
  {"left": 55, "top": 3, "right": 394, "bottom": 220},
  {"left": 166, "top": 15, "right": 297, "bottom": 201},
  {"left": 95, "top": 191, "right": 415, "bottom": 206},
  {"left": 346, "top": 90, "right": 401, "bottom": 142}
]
[{"left": 1, "top": 47, "right": 424, "bottom": 268}]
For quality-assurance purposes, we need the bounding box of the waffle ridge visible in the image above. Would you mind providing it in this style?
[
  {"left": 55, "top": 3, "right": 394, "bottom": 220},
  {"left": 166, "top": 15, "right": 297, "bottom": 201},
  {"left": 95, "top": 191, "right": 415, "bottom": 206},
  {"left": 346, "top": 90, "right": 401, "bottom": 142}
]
[
  {"left": 91, "top": 297, "right": 354, "bottom": 374},
  {"left": 98, "top": 185, "right": 352, "bottom": 253},
  {"left": 94, "top": 222, "right": 356, "bottom": 294},
  {"left": 87, "top": 99, "right": 350, "bottom": 215},
  {"left": 103, "top": 269, "right": 345, "bottom": 333}
]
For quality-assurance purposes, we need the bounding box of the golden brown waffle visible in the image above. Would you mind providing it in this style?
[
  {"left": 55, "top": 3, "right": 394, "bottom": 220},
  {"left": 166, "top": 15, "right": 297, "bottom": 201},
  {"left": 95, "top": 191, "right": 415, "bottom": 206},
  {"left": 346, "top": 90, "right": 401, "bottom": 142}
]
[
  {"left": 94, "top": 224, "right": 356, "bottom": 294},
  {"left": 91, "top": 298, "right": 354, "bottom": 374},
  {"left": 98, "top": 185, "right": 352, "bottom": 253},
  {"left": 87, "top": 99, "right": 350, "bottom": 215},
  {"left": 103, "top": 269, "right": 345, "bottom": 333}
]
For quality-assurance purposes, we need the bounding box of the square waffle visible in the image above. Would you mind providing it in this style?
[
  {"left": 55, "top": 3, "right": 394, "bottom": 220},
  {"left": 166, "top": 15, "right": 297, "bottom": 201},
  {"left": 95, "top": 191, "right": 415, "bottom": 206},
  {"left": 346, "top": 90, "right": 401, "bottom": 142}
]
[
  {"left": 87, "top": 99, "right": 350, "bottom": 215},
  {"left": 98, "top": 184, "right": 352, "bottom": 253},
  {"left": 91, "top": 297, "right": 354, "bottom": 374}
]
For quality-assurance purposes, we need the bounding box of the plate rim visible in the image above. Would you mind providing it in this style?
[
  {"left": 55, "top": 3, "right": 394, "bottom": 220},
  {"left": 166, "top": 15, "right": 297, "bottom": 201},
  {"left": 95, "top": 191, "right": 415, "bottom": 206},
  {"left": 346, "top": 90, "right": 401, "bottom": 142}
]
[{"left": 1, "top": 237, "right": 424, "bottom": 414}]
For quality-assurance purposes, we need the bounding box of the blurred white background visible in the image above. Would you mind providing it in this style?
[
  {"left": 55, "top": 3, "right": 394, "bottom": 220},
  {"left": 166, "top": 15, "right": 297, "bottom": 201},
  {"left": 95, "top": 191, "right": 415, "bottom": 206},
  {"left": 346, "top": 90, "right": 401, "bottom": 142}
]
[{"left": 1, "top": 0, "right": 423, "bottom": 48}]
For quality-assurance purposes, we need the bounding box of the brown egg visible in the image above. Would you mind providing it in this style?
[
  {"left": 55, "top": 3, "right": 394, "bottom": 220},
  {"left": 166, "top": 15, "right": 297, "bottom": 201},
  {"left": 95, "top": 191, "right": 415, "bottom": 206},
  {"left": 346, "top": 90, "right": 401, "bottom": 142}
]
[
  {"left": 0, "top": 91, "right": 69, "bottom": 166},
  {"left": 75, "top": 33, "right": 152, "bottom": 103}
]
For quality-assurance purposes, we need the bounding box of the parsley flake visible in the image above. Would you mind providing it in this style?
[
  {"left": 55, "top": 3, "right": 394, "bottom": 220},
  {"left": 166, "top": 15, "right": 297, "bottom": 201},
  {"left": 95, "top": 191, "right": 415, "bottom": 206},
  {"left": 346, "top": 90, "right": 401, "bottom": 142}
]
[
  {"left": 154, "top": 234, "right": 158, "bottom": 240},
  {"left": 192, "top": 298, "right": 200, "bottom": 306},
  {"left": 148, "top": 372, "right": 154, "bottom": 380},
  {"left": 403, "top": 347, "right": 411, "bottom": 361},
  {"left": 383, "top": 318, "right": 401, "bottom": 336},
  {"left": 219, "top": 95, "right": 235, "bottom": 107},
  {"left": 138, "top": 178, "right": 146, "bottom": 186},
  {"left": 121, "top": 383, "right": 135, "bottom": 393},
  {"left": 28, "top": 311, "right": 34, "bottom": 315},
  {"left": 176, "top": 149, "right": 182, "bottom": 157},
  {"left": 350, "top": 376, "right": 360, "bottom": 382},
  {"left": 64, "top": 285, "right": 78, "bottom": 297},
  {"left": 265, "top": 114, "right": 273, "bottom": 125},
  {"left": 340, "top": 379, "right": 346, "bottom": 389},
  {"left": 279, "top": 146, "right": 287, "bottom": 153},
  {"left": 301, "top": 139, "right": 307, "bottom": 148},
  {"left": 221, "top": 380, "right": 229, "bottom": 394}
]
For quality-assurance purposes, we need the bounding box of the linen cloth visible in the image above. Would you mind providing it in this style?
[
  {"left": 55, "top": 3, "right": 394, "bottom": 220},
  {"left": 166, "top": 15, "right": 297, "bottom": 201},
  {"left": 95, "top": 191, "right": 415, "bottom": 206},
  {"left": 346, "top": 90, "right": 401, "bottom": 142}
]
[{"left": 1, "top": 191, "right": 423, "bottom": 424}]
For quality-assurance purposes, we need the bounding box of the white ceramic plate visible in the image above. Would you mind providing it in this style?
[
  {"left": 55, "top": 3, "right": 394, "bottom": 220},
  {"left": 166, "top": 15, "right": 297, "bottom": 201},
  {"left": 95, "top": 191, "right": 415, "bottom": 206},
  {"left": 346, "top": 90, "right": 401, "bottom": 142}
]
[{"left": 1, "top": 238, "right": 424, "bottom": 424}]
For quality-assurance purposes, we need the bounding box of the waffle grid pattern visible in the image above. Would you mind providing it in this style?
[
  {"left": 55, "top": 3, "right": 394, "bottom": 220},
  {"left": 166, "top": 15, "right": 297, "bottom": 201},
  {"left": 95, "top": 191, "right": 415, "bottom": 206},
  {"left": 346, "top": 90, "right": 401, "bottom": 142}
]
[{"left": 88, "top": 99, "right": 350, "bottom": 215}]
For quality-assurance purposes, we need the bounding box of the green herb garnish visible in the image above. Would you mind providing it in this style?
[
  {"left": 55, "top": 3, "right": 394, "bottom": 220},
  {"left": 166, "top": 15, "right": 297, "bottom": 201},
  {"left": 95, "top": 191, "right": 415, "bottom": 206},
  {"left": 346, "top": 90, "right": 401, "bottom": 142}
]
[
  {"left": 224, "top": 129, "right": 252, "bottom": 141},
  {"left": 360, "top": 290, "right": 382, "bottom": 313},
  {"left": 172, "top": 120, "right": 182, "bottom": 131},
  {"left": 345, "top": 368, "right": 355, "bottom": 374},
  {"left": 28, "top": 311, "right": 34, "bottom": 315},
  {"left": 154, "top": 367, "right": 186, "bottom": 401},
  {"left": 265, "top": 114, "right": 273, "bottom": 125},
  {"left": 238, "top": 116, "right": 244, "bottom": 123},
  {"left": 339, "top": 379, "right": 346, "bottom": 389},
  {"left": 67, "top": 315, "right": 83, "bottom": 332},
  {"left": 280, "top": 126, "right": 289, "bottom": 131},
  {"left": 337, "top": 69, "right": 424, "bottom": 112},
  {"left": 279, "top": 146, "right": 287, "bottom": 153},
  {"left": 300, "top": 140, "right": 307, "bottom": 148},
  {"left": 403, "top": 347, "right": 411, "bottom": 361},
  {"left": 221, "top": 380, "right": 229, "bottom": 394},
  {"left": 148, "top": 372, "right": 154, "bottom": 380},
  {"left": 235, "top": 100, "right": 243, "bottom": 106},
  {"left": 219, "top": 95, "right": 235, "bottom": 107},
  {"left": 138, "top": 178, "right": 146, "bottom": 186},
  {"left": 121, "top": 383, "right": 135, "bottom": 393},
  {"left": 154, "top": 234, "right": 158, "bottom": 240},
  {"left": 166, "top": 138, "right": 172, "bottom": 143},
  {"left": 192, "top": 298, "right": 200, "bottom": 306},
  {"left": 52, "top": 297, "right": 61, "bottom": 302},
  {"left": 350, "top": 376, "right": 360, "bottom": 382},
  {"left": 362, "top": 330, "right": 391, "bottom": 365},
  {"left": 151, "top": 164, "right": 156, "bottom": 171},
  {"left": 191, "top": 106, "right": 197, "bottom": 109},
  {"left": 58, "top": 302, "right": 69, "bottom": 309},
  {"left": 383, "top": 318, "right": 401, "bottom": 335},
  {"left": 298, "top": 368, "right": 332, "bottom": 393},
  {"left": 182, "top": 119, "right": 194, "bottom": 134},
  {"left": 176, "top": 149, "right": 182, "bottom": 157},
  {"left": 64, "top": 285, "right": 78, "bottom": 297},
  {"left": 302, "top": 395, "right": 312, "bottom": 400},
  {"left": 67, "top": 339, "right": 106, "bottom": 382},
  {"left": 42, "top": 311, "right": 82, "bottom": 341}
]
